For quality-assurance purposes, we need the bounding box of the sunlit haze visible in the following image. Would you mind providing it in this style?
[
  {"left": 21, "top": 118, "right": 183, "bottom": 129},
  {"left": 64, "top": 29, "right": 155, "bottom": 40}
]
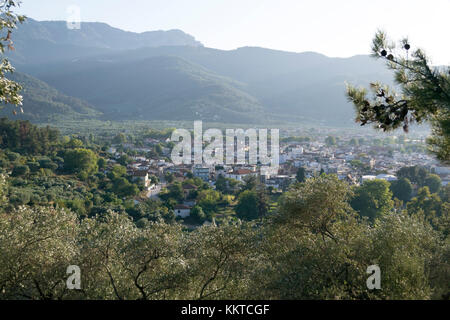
[{"left": 18, "top": 0, "right": 450, "bottom": 65}]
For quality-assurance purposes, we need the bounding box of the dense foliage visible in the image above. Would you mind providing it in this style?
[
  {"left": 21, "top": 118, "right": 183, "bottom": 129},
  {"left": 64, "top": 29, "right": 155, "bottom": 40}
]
[
  {"left": 0, "top": 117, "right": 58, "bottom": 154},
  {"left": 0, "top": 171, "right": 448, "bottom": 300},
  {"left": 0, "top": 115, "right": 448, "bottom": 300}
]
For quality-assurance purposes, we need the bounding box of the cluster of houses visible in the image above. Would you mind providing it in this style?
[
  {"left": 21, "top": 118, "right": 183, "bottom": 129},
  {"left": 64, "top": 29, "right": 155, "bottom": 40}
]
[
  {"left": 279, "top": 138, "right": 449, "bottom": 185},
  {"left": 104, "top": 132, "right": 449, "bottom": 219}
]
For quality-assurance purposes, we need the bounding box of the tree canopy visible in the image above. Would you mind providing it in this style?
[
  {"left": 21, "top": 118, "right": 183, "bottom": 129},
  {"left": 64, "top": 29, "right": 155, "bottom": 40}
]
[{"left": 351, "top": 179, "right": 394, "bottom": 221}]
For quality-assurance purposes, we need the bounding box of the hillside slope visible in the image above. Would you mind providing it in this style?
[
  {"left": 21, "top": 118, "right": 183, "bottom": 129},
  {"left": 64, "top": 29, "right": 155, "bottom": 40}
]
[
  {"left": 37, "top": 56, "right": 266, "bottom": 123},
  {"left": 0, "top": 72, "right": 101, "bottom": 122}
]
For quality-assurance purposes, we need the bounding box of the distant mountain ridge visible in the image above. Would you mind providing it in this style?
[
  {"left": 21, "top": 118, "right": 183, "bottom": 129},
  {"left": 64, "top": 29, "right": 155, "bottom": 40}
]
[
  {"left": 8, "top": 18, "right": 202, "bottom": 64},
  {"left": 6, "top": 19, "right": 394, "bottom": 125}
]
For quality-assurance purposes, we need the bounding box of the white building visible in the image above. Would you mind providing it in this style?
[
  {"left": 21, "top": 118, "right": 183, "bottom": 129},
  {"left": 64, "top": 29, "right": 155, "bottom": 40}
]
[
  {"left": 376, "top": 174, "right": 397, "bottom": 182},
  {"left": 131, "top": 170, "right": 150, "bottom": 187},
  {"left": 291, "top": 146, "right": 304, "bottom": 158},
  {"left": 173, "top": 204, "right": 191, "bottom": 218},
  {"left": 361, "top": 175, "right": 376, "bottom": 183},
  {"left": 434, "top": 166, "right": 450, "bottom": 175},
  {"left": 193, "top": 166, "right": 211, "bottom": 181},
  {"left": 361, "top": 174, "right": 397, "bottom": 183},
  {"left": 225, "top": 169, "right": 256, "bottom": 181}
]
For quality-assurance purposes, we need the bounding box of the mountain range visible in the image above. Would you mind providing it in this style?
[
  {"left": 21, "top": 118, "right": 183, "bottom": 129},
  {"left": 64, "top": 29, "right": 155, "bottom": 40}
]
[{"left": 5, "top": 18, "right": 394, "bottom": 125}]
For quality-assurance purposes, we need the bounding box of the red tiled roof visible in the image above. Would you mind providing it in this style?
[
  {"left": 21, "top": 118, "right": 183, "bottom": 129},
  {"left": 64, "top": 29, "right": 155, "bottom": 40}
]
[
  {"left": 234, "top": 169, "right": 252, "bottom": 175},
  {"left": 174, "top": 204, "right": 191, "bottom": 209},
  {"left": 132, "top": 170, "right": 148, "bottom": 177}
]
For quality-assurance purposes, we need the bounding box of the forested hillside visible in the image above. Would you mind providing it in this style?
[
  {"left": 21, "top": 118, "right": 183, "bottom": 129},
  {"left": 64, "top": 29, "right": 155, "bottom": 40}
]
[
  {"left": 34, "top": 56, "right": 266, "bottom": 123},
  {"left": 0, "top": 72, "right": 101, "bottom": 122}
]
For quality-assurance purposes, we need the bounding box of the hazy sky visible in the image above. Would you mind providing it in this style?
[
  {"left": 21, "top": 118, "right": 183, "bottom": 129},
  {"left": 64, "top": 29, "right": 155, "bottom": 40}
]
[{"left": 17, "top": 0, "right": 450, "bottom": 65}]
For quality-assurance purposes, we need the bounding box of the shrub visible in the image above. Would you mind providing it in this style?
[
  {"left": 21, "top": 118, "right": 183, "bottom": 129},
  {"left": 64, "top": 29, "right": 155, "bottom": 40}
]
[{"left": 11, "top": 165, "right": 30, "bottom": 177}]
